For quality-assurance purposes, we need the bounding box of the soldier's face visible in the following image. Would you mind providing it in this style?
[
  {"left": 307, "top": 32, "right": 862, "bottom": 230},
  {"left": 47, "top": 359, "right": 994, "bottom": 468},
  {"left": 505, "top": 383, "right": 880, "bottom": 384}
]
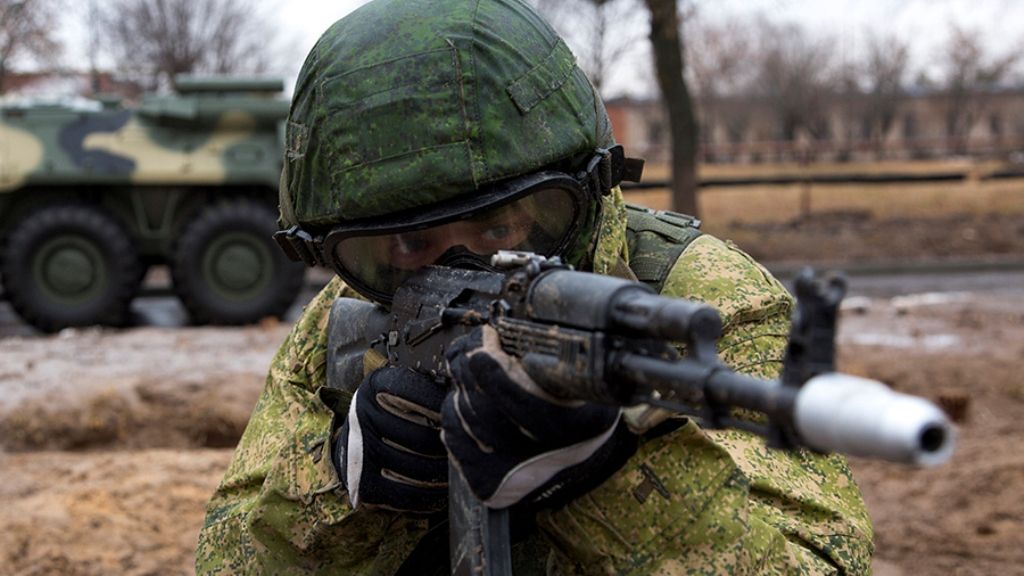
[{"left": 376, "top": 202, "right": 533, "bottom": 270}]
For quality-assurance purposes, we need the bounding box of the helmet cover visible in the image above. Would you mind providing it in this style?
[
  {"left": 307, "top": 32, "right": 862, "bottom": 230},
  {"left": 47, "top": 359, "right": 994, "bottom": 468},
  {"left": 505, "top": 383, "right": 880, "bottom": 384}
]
[{"left": 279, "top": 0, "right": 614, "bottom": 231}]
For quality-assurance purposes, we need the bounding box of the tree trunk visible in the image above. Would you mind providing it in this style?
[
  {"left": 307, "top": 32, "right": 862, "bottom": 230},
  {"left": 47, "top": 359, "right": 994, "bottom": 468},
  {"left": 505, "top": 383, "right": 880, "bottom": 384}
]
[{"left": 644, "top": 0, "right": 699, "bottom": 216}]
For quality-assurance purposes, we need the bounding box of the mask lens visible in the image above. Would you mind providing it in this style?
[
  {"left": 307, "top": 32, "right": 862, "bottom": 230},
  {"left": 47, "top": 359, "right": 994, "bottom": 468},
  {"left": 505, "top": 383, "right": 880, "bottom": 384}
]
[{"left": 332, "top": 186, "right": 577, "bottom": 299}]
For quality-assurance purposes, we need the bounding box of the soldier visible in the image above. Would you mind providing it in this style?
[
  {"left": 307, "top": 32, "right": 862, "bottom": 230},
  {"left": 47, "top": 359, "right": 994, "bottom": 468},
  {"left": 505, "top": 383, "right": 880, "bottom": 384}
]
[{"left": 196, "top": 0, "right": 873, "bottom": 573}]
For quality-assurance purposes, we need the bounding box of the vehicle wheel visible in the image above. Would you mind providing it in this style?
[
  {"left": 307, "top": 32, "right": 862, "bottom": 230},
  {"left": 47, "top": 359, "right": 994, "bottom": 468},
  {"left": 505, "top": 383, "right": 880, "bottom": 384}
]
[
  {"left": 171, "top": 199, "right": 305, "bottom": 325},
  {"left": 0, "top": 203, "right": 140, "bottom": 332}
]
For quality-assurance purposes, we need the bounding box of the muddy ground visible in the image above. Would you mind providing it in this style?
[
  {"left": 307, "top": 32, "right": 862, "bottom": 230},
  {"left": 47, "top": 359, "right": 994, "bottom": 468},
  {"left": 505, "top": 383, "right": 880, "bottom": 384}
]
[
  {"left": 712, "top": 211, "right": 1024, "bottom": 265},
  {"left": 1, "top": 218, "right": 1023, "bottom": 575}
]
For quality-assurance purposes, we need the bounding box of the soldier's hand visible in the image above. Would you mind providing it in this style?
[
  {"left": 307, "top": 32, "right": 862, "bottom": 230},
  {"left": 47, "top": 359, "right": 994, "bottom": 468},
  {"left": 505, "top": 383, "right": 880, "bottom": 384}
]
[
  {"left": 336, "top": 366, "right": 448, "bottom": 513},
  {"left": 442, "top": 325, "right": 637, "bottom": 510}
]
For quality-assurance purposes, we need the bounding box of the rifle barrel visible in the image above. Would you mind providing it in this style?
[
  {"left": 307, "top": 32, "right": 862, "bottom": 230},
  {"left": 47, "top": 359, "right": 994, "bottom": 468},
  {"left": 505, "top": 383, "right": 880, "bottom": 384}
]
[{"left": 613, "top": 354, "right": 955, "bottom": 466}]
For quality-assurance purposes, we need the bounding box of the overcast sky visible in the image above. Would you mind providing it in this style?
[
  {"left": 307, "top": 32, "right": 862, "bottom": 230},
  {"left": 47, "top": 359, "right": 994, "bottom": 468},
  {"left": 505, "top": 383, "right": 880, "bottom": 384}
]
[
  {"left": 709, "top": 0, "right": 1024, "bottom": 75},
  {"left": 55, "top": 0, "right": 1024, "bottom": 97}
]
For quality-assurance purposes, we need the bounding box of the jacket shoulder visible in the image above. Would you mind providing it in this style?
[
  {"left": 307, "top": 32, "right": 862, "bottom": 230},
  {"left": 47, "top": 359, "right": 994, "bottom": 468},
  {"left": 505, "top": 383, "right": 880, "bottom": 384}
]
[
  {"left": 662, "top": 234, "right": 793, "bottom": 329},
  {"left": 268, "top": 275, "right": 354, "bottom": 393}
]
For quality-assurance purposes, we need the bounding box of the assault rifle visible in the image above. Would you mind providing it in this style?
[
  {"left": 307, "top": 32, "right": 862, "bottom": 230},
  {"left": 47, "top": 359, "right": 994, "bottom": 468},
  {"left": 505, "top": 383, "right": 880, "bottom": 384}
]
[{"left": 325, "top": 251, "right": 955, "bottom": 576}]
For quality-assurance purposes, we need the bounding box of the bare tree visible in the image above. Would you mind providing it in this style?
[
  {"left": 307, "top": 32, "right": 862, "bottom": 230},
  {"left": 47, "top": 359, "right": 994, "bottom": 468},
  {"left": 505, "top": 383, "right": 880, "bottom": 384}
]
[
  {"left": 937, "top": 24, "right": 1019, "bottom": 153},
  {"left": 830, "top": 56, "right": 866, "bottom": 159},
  {"left": 84, "top": 0, "right": 104, "bottom": 93},
  {"left": 533, "top": 0, "right": 646, "bottom": 96},
  {"left": 687, "top": 19, "right": 754, "bottom": 100},
  {"left": 0, "top": 0, "right": 62, "bottom": 94},
  {"left": 863, "top": 33, "right": 909, "bottom": 146},
  {"left": 751, "top": 19, "right": 835, "bottom": 143},
  {"left": 686, "top": 17, "right": 756, "bottom": 156},
  {"left": 103, "top": 0, "right": 277, "bottom": 90},
  {"left": 856, "top": 32, "right": 913, "bottom": 154},
  {"left": 643, "top": 0, "right": 699, "bottom": 216},
  {"left": 830, "top": 33, "right": 909, "bottom": 159},
  {"left": 534, "top": 0, "right": 699, "bottom": 213}
]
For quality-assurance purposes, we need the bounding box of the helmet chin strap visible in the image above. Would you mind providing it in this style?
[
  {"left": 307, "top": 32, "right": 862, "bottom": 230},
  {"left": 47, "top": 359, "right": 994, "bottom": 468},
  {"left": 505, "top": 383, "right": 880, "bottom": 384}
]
[{"left": 434, "top": 245, "right": 501, "bottom": 272}]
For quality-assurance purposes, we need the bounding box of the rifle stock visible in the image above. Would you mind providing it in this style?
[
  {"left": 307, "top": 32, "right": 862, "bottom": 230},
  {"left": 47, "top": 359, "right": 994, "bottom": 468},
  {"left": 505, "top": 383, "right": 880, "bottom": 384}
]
[{"left": 448, "top": 467, "right": 512, "bottom": 576}]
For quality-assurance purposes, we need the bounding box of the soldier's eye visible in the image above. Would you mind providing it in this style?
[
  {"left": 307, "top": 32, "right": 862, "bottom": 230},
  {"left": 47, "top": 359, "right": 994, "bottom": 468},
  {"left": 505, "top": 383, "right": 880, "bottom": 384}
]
[{"left": 481, "top": 224, "right": 511, "bottom": 241}]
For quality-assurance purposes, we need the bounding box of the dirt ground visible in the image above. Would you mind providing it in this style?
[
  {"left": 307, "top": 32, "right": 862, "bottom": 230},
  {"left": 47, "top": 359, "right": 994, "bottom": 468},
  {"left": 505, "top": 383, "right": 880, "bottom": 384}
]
[
  {"left": 0, "top": 323, "right": 288, "bottom": 576},
  {"left": 1, "top": 218, "right": 1023, "bottom": 575},
  {"left": 838, "top": 292, "right": 1024, "bottom": 576},
  {"left": 713, "top": 211, "right": 1024, "bottom": 266}
]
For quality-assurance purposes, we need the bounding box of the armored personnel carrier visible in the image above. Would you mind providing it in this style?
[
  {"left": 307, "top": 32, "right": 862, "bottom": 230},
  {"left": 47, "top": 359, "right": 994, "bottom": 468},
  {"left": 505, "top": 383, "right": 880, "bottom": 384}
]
[{"left": 0, "top": 76, "right": 305, "bottom": 332}]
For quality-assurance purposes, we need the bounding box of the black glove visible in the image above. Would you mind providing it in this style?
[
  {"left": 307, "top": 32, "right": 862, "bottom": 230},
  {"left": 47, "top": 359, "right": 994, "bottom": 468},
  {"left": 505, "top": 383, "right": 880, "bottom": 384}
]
[
  {"left": 441, "top": 325, "right": 637, "bottom": 510},
  {"left": 335, "top": 366, "right": 448, "bottom": 513}
]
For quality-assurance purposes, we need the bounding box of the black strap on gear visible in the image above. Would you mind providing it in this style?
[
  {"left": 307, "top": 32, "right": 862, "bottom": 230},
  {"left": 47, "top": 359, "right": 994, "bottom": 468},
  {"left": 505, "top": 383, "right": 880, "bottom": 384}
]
[
  {"left": 273, "top": 225, "right": 323, "bottom": 266},
  {"left": 580, "top": 145, "right": 645, "bottom": 197}
]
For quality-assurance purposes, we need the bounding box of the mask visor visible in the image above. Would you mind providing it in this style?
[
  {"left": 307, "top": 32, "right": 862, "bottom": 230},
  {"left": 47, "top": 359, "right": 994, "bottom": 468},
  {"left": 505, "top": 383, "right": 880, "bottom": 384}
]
[{"left": 327, "top": 179, "right": 582, "bottom": 302}]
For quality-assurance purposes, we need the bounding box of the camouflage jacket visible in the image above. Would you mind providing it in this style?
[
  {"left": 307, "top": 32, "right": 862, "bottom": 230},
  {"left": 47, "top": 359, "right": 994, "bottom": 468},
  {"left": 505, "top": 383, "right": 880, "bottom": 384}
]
[{"left": 196, "top": 190, "right": 874, "bottom": 574}]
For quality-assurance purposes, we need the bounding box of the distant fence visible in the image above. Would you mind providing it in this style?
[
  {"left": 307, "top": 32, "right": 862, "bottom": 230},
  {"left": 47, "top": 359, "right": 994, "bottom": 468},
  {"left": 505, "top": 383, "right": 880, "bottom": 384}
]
[
  {"left": 634, "top": 136, "right": 1024, "bottom": 166},
  {"left": 622, "top": 167, "right": 1024, "bottom": 190}
]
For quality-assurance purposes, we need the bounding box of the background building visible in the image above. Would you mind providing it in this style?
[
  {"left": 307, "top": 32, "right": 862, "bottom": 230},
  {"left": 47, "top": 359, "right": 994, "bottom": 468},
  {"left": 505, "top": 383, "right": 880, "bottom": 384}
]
[{"left": 608, "top": 88, "right": 1024, "bottom": 165}]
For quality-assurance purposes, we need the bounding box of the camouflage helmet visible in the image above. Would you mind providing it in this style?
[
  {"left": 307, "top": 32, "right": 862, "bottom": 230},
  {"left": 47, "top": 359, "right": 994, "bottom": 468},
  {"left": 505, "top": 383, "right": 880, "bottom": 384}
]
[{"left": 278, "top": 0, "right": 615, "bottom": 231}]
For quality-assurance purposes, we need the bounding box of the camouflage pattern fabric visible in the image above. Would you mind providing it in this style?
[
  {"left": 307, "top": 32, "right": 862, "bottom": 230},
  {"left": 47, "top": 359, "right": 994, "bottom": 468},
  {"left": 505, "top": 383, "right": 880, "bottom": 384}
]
[
  {"left": 0, "top": 77, "right": 305, "bottom": 332},
  {"left": 196, "top": 187, "right": 873, "bottom": 574},
  {"left": 279, "top": 0, "right": 613, "bottom": 230},
  {"left": 0, "top": 80, "right": 286, "bottom": 197}
]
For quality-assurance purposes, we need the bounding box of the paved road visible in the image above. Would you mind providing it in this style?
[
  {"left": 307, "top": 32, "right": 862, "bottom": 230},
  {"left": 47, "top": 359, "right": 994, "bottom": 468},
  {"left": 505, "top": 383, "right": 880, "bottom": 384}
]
[
  {"left": 3, "top": 267, "right": 1023, "bottom": 337},
  {"left": 774, "top": 267, "right": 1024, "bottom": 299}
]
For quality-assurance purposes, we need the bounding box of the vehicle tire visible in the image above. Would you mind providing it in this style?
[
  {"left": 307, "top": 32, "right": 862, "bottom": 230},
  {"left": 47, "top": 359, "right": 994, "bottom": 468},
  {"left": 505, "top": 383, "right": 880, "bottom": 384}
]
[
  {"left": 171, "top": 198, "right": 305, "bottom": 325},
  {"left": 0, "top": 203, "right": 140, "bottom": 333}
]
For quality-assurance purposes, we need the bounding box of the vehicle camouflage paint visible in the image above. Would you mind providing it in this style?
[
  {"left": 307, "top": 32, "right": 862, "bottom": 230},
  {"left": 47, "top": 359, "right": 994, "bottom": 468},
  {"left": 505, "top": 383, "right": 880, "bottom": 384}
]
[{"left": 0, "top": 76, "right": 305, "bottom": 332}]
